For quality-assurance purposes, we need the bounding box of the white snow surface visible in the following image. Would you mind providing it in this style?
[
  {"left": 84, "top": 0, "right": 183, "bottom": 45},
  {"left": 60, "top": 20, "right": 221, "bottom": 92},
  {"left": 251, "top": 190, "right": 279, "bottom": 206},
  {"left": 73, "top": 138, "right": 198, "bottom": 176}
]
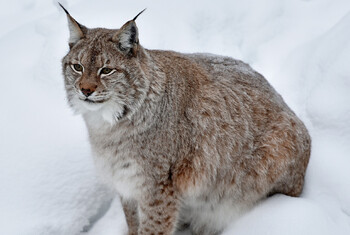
[{"left": 1, "top": 0, "right": 350, "bottom": 234}]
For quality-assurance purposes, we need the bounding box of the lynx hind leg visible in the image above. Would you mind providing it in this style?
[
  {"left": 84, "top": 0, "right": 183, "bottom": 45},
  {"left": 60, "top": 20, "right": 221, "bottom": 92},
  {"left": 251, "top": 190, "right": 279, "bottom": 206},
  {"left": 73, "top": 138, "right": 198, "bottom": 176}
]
[{"left": 255, "top": 113, "right": 311, "bottom": 197}]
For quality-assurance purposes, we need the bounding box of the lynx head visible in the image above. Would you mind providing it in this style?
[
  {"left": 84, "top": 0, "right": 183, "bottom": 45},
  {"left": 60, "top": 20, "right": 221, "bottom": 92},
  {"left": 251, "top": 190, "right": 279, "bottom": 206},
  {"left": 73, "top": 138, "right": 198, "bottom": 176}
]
[{"left": 60, "top": 4, "right": 148, "bottom": 124}]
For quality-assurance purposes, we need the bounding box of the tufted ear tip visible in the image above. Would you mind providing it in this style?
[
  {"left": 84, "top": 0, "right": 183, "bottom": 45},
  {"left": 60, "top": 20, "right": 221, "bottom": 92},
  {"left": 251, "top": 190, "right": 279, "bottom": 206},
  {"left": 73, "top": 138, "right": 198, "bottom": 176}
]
[
  {"left": 59, "top": 3, "right": 87, "bottom": 48},
  {"left": 112, "top": 9, "right": 146, "bottom": 56},
  {"left": 132, "top": 8, "right": 146, "bottom": 21},
  {"left": 58, "top": 2, "right": 69, "bottom": 15},
  {"left": 113, "top": 20, "right": 139, "bottom": 56}
]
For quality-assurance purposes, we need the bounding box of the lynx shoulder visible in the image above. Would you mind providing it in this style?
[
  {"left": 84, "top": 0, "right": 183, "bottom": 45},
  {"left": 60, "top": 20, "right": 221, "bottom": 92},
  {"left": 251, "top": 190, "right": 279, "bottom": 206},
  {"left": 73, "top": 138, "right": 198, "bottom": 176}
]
[{"left": 61, "top": 5, "right": 311, "bottom": 235}]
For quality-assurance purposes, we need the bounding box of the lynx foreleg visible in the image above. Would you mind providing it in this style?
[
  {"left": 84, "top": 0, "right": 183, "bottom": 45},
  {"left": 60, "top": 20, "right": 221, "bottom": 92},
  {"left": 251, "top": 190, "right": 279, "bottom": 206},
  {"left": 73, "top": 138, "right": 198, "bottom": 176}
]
[
  {"left": 122, "top": 198, "right": 139, "bottom": 235},
  {"left": 138, "top": 183, "right": 179, "bottom": 235}
]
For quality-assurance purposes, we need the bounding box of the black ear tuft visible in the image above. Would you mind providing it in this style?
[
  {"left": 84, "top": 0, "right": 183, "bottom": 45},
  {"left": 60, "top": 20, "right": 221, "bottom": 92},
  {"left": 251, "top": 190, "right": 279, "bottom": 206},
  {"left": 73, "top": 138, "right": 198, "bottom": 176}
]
[
  {"left": 58, "top": 2, "right": 70, "bottom": 15},
  {"left": 132, "top": 8, "right": 146, "bottom": 21},
  {"left": 59, "top": 3, "right": 87, "bottom": 48}
]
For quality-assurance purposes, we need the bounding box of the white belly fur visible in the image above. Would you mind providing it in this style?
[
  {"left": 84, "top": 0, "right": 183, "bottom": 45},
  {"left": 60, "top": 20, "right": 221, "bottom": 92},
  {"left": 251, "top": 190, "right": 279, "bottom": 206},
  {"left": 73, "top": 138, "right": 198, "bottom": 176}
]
[{"left": 180, "top": 197, "right": 250, "bottom": 234}]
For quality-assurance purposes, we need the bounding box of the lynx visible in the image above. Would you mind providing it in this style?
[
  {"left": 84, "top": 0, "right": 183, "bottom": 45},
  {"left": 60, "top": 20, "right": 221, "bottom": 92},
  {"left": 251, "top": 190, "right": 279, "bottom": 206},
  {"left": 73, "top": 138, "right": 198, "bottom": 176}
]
[{"left": 60, "top": 5, "right": 311, "bottom": 235}]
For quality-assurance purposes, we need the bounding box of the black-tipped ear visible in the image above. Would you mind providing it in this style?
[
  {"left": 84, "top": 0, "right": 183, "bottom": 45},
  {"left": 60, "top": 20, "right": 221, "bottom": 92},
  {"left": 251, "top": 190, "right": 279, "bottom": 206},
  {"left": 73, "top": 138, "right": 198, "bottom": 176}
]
[
  {"left": 112, "top": 9, "right": 145, "bottom": 56},
  {"left": 132, "top": 8, "right": 146, "bottom": 21},
  {"left": 113, "top": 20, "right": 139, "bottom": 55},
  {"left": 59, "top": 3, "right": 87, "bottom": 48}
]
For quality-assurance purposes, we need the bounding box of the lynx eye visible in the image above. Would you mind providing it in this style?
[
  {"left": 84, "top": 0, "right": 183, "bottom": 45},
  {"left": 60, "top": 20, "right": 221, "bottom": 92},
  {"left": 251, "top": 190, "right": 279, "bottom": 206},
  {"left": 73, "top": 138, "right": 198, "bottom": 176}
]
[
  {"left": 100, "top": 67, "right": 114, "bottom": 75},
  {"left": 71, "top": 64, "right": 83, "bottom": 73}
]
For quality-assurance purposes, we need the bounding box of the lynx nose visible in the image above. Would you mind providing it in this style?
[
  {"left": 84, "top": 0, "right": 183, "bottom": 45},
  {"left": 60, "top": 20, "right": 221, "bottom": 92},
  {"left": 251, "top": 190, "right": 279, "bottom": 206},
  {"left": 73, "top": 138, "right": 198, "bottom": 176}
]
[
  {"left": 80, "top": 83, "right": 97, "bottom": 97},
  {"left": 81, "top": 88, "right": 93, "bottom": 97}
]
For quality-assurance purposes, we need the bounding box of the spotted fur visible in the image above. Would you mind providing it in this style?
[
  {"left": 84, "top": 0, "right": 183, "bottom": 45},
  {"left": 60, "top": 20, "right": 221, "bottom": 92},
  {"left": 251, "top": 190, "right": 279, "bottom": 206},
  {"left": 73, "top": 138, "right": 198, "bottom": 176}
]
[{"left": 61, "top": 7, "right": 311, "bottom": 235}]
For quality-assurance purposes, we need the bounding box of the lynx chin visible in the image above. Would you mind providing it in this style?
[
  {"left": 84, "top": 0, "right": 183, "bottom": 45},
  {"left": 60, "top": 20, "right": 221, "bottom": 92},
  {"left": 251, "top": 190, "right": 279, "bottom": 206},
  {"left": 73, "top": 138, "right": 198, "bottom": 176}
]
[{"left": 60, "top": 4, "right": 311, "bottom": 235}]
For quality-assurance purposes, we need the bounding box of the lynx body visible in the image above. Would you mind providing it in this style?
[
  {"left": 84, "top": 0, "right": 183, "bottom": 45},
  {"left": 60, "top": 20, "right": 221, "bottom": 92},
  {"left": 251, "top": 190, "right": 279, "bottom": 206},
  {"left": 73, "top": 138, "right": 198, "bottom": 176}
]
[{"left": 61, "top": 6, "right": 311, "bottom": 235}]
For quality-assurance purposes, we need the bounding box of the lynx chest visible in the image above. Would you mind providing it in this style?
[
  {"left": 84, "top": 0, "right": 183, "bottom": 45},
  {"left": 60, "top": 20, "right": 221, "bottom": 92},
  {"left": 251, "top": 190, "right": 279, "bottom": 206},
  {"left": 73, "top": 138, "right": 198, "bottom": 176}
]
[
  {"left": 87, "top": 119, "right": 145, "bottom": 200},
  {"left": 91, "top": 142, "right": 144, "bottom": 199}
]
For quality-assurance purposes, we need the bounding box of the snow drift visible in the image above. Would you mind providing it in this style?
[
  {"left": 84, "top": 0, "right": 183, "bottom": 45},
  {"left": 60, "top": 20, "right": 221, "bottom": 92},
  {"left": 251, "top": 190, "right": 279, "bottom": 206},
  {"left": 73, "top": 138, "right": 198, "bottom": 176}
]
[{"left": 0, "top": 0, "right": 349, "bottom": 234}]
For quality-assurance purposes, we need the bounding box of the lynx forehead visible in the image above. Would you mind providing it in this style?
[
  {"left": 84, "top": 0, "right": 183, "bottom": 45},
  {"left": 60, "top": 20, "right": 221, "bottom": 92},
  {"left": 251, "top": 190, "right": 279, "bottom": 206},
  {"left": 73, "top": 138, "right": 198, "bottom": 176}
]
[{"left": 61, "top": 4, "right": 311, "bottom": 235}]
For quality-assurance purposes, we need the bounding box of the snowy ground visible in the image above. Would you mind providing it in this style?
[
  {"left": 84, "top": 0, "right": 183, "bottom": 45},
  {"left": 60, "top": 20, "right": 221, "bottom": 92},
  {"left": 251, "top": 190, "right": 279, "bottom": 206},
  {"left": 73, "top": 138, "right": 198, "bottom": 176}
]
[{"left": 1, "top": 0, "right": 350, "bottom": 234}]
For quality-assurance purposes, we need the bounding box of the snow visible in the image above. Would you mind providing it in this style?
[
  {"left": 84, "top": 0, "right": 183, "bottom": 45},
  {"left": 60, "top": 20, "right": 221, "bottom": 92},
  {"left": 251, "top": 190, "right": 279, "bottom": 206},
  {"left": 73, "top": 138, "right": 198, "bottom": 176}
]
[{"left": 1, "top": 0, "right": 350, "bottom": 234}]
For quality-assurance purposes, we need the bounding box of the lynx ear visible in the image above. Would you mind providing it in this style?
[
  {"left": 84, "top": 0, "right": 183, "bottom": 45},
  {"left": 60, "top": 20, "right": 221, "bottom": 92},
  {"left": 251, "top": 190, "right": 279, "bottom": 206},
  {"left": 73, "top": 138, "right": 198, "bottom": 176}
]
[
  {"left": 59, "top": 3, "right": 87, "bottom": 48},
  {"left": 113, "top": 9, "right": 146, "bottom": 56}
]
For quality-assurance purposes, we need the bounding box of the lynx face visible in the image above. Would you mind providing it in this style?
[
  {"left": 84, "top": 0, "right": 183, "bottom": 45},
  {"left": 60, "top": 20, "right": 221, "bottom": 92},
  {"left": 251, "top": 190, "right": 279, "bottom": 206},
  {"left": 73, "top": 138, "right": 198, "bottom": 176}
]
[{"left": 61, "top": 9, "right": 148, "bottom": 123}]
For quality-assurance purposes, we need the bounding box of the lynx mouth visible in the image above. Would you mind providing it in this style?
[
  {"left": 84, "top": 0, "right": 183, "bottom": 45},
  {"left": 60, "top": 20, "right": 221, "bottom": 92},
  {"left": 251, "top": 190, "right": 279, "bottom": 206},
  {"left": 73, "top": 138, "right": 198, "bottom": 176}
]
[
  {"left": 78, "top": 97, "right": 110, "bottom": 112},
  {"left": 82, "top": 98, "right": 108, "bottom": 104}
]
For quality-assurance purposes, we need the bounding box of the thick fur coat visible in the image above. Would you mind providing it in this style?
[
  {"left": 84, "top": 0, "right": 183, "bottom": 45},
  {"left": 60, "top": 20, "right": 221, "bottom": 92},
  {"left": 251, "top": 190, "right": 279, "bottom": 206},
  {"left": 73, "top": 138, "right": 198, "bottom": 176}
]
[{"left": 61, "top": 6, "right": 311, "bottom": 235}]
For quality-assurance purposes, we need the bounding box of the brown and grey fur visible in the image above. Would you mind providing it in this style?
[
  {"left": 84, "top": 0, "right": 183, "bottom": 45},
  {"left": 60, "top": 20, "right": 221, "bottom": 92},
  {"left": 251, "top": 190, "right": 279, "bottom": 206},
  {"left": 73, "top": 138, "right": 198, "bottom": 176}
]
[{"left": 60, "top": 5, "right": 311, "bottom": 235}]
